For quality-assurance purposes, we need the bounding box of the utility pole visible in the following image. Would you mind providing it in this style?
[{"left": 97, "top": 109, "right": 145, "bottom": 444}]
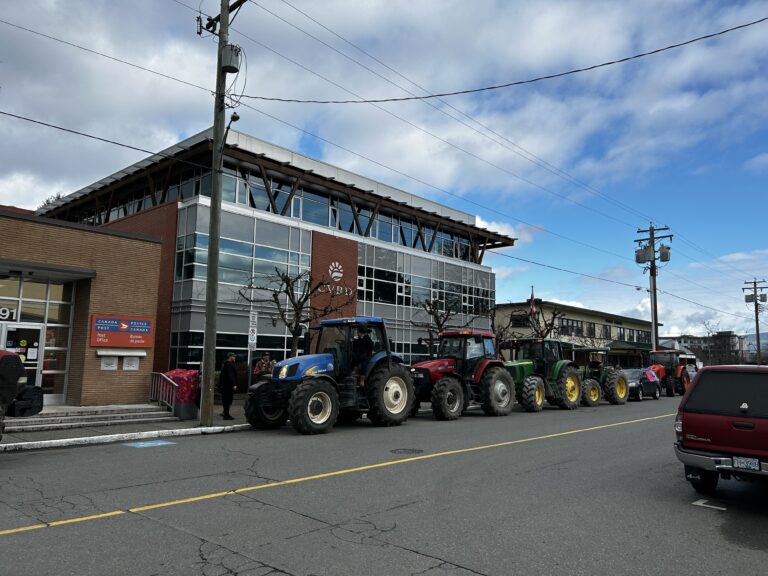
[
  {"left": 635, "top": 224, "right": 673, "bottom": 352},
  {"left": 742, "top": 278, "right": 767, "bottom": 365},
  {"left": 200, "top": 0, "right": 246, "bottom": 427}
]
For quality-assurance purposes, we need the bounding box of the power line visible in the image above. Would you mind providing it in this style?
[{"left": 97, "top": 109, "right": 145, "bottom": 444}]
[
  {"left": 2, "top": 107, "right": 751, "bottom": 322},
  {"left": 239, "top": 15, "right": 768, "bottom": 104}
]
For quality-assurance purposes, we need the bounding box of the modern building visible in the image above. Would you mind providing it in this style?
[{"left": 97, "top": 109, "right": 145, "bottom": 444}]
[
  {"left": 18, "top": 127, "right": 514, "bottom": 404},
  {"left": 495, "top": 299, "right": 653, "bottom": 367}
]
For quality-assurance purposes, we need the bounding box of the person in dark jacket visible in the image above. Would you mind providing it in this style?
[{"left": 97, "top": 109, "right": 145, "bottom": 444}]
[{"left": 219, "top": 352, "right": 238, "bottom": 420}]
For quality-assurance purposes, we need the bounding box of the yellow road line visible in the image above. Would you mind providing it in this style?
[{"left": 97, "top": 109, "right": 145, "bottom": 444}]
[{"left": 0, "top": 412, "right": 675, "bottom": 537}]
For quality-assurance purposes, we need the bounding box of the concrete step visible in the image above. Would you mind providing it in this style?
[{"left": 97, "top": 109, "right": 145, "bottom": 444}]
[
  {"left": 8, "top": 410, "right": 174, "bottom": 427},
  {"left": 31, "top": 405, "right": 168, "bottom": 419},
  {"left": 4, "top": 416, "right": 180, "bottom": 433}
]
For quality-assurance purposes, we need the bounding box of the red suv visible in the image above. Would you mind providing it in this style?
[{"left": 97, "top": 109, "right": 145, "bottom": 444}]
[{"left": 674, "top": 365, "right": 768, "bottom": 494}]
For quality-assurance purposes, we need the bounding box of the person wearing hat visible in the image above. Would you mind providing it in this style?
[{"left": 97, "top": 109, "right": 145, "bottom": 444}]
[
  {"left": 252, "top": 351, "right": 275, "bottom": 382},
  {"left": 219, "top": 352, "right": 238, "bottom": 420}
]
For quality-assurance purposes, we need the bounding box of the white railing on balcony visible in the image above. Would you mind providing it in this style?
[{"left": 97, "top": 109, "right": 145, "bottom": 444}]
[{"left": 149, "top": 372, "right": 177, "bottom": 411}]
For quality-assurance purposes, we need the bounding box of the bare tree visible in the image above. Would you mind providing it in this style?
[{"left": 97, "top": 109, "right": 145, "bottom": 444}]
[
  {"left": 530, "top": 305, "right": 565, "bottom": 339},
  {"left": 37, "top": 192, "right": 63, "bottom": 210},
  {"left": 493, "top": 307, "right": 530, "bottom": 353},
  {"left": 410, "top": 298, "right": 465, "bottom": 358},
  {"left": 239, "top": 269, "right": 355, "bottom": 358}
]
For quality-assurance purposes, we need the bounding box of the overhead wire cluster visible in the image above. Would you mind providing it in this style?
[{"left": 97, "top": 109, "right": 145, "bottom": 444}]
[{"left": 0, "top": 5, "right": 764, "bottom": 324}]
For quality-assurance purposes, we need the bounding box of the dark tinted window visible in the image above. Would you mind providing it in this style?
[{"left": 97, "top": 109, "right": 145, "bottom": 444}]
[{"left": 685, "top": 371, "right": 768, "bottom": 418}]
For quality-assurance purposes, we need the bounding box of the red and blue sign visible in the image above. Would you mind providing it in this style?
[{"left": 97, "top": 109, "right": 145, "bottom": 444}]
[{"left": 90, "top": 315, "right": 154, "bottom": 348}]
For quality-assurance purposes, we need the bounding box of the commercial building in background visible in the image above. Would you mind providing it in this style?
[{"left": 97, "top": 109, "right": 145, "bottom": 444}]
[
  {"left": 23, "top": 128, "right": 514, "bottom": 404},
  {"left": 495, "top": 300, "right": 653, "bottom": 367}
]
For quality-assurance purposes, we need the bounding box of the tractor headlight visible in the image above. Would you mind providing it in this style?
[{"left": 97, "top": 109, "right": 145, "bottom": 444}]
[
  {"left": 305, "top": 366, "right": 316, "bottom": 375},
  {"left": 278, "top": 365, "right": 288, "bottom": 379}
]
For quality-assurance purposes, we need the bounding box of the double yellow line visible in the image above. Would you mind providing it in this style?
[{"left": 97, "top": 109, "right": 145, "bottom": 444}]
[{"left": 0, "top": 413, "right": 674, "bottom": 537}]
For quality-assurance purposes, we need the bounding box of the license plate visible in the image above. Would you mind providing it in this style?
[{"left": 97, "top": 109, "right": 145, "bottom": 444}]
[{"left": 732, "top": 456, "right": 760, "bottom": 471}]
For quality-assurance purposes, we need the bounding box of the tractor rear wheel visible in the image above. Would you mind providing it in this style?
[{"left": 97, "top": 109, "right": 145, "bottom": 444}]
[
  {"left": 604, "top": 368, "right": 629, "bottom": 404},
  {"left": 520, "top": 375, "right": 545, "bottom": 412},
  {"left": 288, "top": 379, "right": 339, "bottom": 435},
  {"left": 480, "top": 367, "right": 514, "bottom": 416},
  {"left": 665, "top": 376, "right": 675, "bottom": 397},
  {"left": 367, "top": 364, "right": 414, "bottom": 426},
  {"left": 555, "top": 366, "right": 581, "bottom": 410},
  {"left": 244, "top": 395, "right": 288, "bottom": 430},
  {"left": 581, "top": 378, "right": 601, "bottom": 407},
  {"left": 431, "top": 377, "right": 464, "bottom": 421}
]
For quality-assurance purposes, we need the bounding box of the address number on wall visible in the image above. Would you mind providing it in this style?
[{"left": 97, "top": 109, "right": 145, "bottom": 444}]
[{"left": 0, "top": 307, "right": 18, "bottom": 321}]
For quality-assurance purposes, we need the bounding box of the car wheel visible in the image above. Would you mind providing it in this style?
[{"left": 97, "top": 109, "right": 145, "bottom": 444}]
[
  {"left": 685, "top": 465, "right": 718, "bottom": 495},
  {"left": 636, "top": 386, "right": 644, "bottom": 402},
  {"left": 653, "top": 385, "right": 660, "bottom": 400}
]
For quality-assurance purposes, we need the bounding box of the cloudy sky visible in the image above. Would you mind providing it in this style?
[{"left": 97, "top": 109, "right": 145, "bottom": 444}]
[{"left": 2, "top": 0, "right": 767, "bottom": 338}]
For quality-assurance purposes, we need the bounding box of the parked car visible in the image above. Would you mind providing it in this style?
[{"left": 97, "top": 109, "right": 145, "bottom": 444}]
[
  {"left": 674, "top": 365, "right": 768, "bottom": 494},
  {"left": 623, "top": 368, "right": 660, "bottom": 401}
]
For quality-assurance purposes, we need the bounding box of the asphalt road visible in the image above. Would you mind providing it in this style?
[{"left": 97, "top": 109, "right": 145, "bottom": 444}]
[{"left": 0, "top": 397, "right": 765, "bottom": 576}]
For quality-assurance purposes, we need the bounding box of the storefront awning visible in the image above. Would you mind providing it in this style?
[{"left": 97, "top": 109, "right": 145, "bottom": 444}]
[{"left": 0, "top": 259, "right": 96, "bottom": 282}]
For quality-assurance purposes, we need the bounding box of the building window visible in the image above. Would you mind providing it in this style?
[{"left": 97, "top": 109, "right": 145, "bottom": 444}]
[
  {"left": 559, "top": 318, "right": 583, "bottom": 336},
  {"left": 586, "top": 322, "right": 596, "bottom": 338},
  {"left": 617, "top": 327, "right": 626, "bottom": 341},
  {"left": 601, "top": 324, "right": 612, "bottom": 339}
]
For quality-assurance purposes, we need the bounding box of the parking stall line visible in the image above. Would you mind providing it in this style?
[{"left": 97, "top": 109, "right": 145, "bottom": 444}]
[{"left": 0, "top": 412, "right": 675, "bottom": 537}]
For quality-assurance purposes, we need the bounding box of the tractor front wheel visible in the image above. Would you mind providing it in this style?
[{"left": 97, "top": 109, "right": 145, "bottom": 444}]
[
  {"left": 520, "top": 375, "right": 545, "bottom": 412},
  {"left": 480, "top": 367, "right": 514, "bottom": 416},
  {"left": 555, "top": 366, "right": 581, "bottom": 410},
  {"left": 431, "top": 377, "right": 464, "bottom": 421},
  {"left": 244, "top": 396, "right": 288, "bottom": 430},
  {"left": 288, "top": 379, "right": 339, "bottom": 435},
  {"left": 367, "top": 364, "right": 414, "bottom": 426},
  {"left": 581, "top": 378, "right": 601, "bottom": 407}
]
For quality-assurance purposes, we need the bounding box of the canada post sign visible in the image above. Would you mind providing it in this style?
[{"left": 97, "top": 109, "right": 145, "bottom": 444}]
[{"left": 90, "top": 315, "right": 154, "bottom": 348}]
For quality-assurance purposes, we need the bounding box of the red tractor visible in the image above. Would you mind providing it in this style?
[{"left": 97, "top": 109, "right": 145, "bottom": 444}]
[
  {"left": 649, "top": 349, "right": 691, "bottom": 397},
  {"left": 409, "top": 330, "right": 514, "bottom": 420}
]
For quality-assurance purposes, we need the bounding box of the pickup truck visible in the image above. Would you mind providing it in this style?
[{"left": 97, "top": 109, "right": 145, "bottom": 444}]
[{"left": 674, "top": 365, "right": 768, "bottom": 494}]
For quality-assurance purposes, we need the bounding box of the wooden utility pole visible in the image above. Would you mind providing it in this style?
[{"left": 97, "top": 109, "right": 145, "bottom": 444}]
[
  {"left": 743, "top": 279, "right": 767, "bottom": 365},
  {"left": 635, "top": 225, "right": 673, "bottom": 351}
]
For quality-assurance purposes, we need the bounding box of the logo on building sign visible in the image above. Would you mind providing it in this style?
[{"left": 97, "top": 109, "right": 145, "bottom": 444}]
[{"left": 329, "top": 262, "right": 343, "bottom": 282}]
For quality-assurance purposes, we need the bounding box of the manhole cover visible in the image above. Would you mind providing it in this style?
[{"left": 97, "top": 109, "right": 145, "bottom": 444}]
[{"left": 390, "top": 448, "right": 424, "bottom": 455}]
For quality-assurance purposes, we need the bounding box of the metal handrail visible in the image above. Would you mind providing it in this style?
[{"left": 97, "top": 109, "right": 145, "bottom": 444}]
[{"left": 150, "top": 372, "right": 178, "bottom": 411}]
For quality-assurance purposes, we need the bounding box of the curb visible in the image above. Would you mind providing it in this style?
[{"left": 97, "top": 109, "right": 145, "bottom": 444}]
[{"left": 0, "top": 424, "right": 252, "bottom": 452}]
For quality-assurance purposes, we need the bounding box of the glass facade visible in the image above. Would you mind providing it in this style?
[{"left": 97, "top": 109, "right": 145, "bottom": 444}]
[{"left": 0, "top": 277, "right": 73, "bottom": 397}]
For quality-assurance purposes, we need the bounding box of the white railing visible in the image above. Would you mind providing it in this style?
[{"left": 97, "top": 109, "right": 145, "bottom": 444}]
[{"left": 149, "top": 372, "right": 177, "bottom": 411}]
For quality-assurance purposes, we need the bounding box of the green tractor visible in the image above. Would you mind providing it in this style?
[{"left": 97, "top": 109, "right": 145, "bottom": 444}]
[
  {"left": 504, "top": 338, "right": 582, "bottom": 412},
  {"left": 573, "top": 347, "right": 629, "bottom": 406}
]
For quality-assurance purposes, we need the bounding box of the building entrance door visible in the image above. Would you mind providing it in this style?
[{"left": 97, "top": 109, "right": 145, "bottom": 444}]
[{"left": 3, "top": 325, "right": 43, "bottom": 387}]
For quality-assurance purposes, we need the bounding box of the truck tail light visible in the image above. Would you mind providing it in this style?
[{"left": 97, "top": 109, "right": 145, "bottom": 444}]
[{"left": 674, "top": 412, "right": 683, "bottom": 440}]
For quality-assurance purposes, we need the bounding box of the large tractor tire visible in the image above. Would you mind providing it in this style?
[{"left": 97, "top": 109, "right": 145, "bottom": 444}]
[
  {"left": 520, "top": 375, "right": 545, "bottom": 412},
  {"left": 604, "top": 368, "right": 629, "bottom": 404},
  {"left": 555, "top": 366, "right": 581, "bottom": 410},
  {"left": 581, "top": 378, "right": 601, "bottom": 407},
  {"left": 480, "top": 367, "right": 514, "bottom": 416},
  {"left": 431, "top": 377, "right": 464, "bottom": 421},
  {"left": 0, "top": 407, "right": 4, "bottom": 444},
  {"left": 288, "top": 379, "right": 339, "bottom": 435},
  {"left": 244, "top": 395, "right": 288, "bottom": 430},
  {"left": 367, "top": 364, "right": 414, "bottom": 426},
  {"left": 664, "top": 376, "right": 675, "bottom": 397}
]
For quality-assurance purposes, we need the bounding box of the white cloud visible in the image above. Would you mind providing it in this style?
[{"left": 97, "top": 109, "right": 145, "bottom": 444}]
[
  {"left": 550, "top": 298, "right": 585, "bottom": 308},
  {"left": 743, "top": 152, "right": 768, "bottom": 173}
]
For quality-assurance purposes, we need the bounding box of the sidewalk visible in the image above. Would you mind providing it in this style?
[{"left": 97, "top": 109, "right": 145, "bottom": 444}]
[{"left": 0, "top": 395, "right": 251, "bottom": 452}]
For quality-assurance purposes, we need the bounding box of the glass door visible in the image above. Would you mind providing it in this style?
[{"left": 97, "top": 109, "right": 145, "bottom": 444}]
[{"left": 4, "top": 325, "right": 43, "bottom": 387}]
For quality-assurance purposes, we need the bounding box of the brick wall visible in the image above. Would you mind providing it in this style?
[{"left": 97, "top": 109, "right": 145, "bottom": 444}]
[
  {"left": 310, "top": 232, "right": 358, "bottom": 321},
  {"left": 103, "top": 202, "right": 178, "bottom": 372},
  {"left": 0, "top": 212, "right": 161, "bottom": 405}
]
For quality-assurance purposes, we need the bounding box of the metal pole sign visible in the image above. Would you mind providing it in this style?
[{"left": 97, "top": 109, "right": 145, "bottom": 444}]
[{"left": 248, "top": 311, "right": 258, "bottom": 350}]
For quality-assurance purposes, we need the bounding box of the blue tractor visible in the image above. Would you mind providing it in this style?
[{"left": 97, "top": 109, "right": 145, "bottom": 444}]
[{"left": 244, "top": 317, "right": 415, "bottom": 435}]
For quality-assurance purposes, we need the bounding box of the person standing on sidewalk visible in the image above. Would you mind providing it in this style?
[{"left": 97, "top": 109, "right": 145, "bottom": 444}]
[{"left": 219, "top": 352, "right": 237, "bottom": 420}]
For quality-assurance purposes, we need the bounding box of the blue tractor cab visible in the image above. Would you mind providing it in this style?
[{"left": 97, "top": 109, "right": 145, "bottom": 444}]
[{"left": 245, "top": 317, "right": 414, "bottom": 435}]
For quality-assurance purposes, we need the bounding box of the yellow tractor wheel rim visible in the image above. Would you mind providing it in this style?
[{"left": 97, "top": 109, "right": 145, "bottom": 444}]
[
  {"left": 535, "top": 383, "right": 543, "bottom": 406},
  {"left": 589, "top": 385, "right": 599, "bottom": 402},
  {"left": 565, "top": 376, "right": 579, "bottom": 402},
  {"left": 616, "top": 377, "right": 628, "bottom": 399}
]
